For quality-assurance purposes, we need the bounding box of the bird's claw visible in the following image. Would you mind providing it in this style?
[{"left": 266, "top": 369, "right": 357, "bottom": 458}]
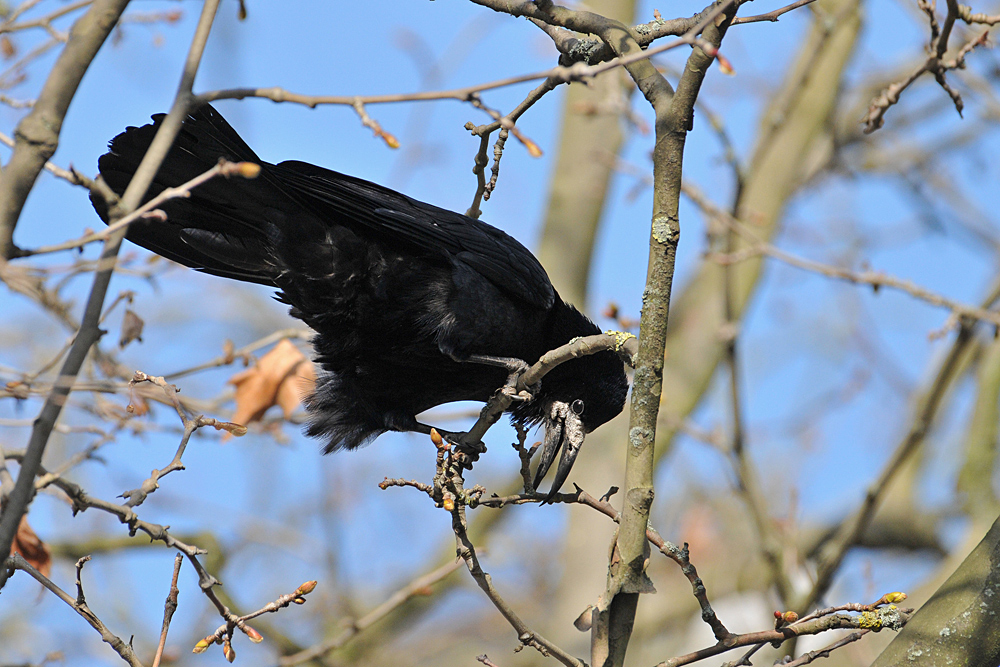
[
  {"left": 445, "top": 432, "right": 487, "bottom": 466},
  {"left": 502, "top": 385, "right": 534, "bottom": 402}
]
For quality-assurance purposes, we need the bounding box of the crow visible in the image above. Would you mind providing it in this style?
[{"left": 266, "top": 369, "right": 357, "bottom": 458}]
[{"left": 92, "top": 105, "right": 629, "bottom": 497}]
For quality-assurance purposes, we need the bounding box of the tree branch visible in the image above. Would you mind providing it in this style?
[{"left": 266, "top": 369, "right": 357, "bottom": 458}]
[
  {"left": 0, "top": 0, "right": 223, "bottom": 592},
  {"left": 4, "top": 553, "right": 143, "bottom": 666},
  {"left": 0, "top": 0, "right": 128, "bottom": 260}
]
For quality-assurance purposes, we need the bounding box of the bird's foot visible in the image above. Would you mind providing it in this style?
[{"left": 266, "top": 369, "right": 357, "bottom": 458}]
[
  {"left": 461, "top": 353, "right": 536, "bottom": 395},
  {"left": 445, "top": 432, "right": 486, "bottom": 470},
  {"left": 501, "top": 385, "right": 534, "bottom": 402},
  {"left": 448, "top": 432, "right": 486, "bottom": 456},
  {"left": 413, "top": 421, "right": 485, "bottom": 469}
]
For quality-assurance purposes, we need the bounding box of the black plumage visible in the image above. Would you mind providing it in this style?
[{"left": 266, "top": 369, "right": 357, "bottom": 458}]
[{"left": 92, "top": 105, "right": 628, "bottom": 496}]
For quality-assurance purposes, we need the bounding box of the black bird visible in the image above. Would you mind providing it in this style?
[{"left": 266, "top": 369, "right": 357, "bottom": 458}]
[{"left": 92, "top": 105, "right": 628, "bottom": 496}]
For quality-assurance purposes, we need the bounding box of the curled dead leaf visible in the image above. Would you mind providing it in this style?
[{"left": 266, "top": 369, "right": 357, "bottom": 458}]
[
  {"left": 11, "top": 516, "right": 51, "bottom": 577},
  {"left": 227, "top": 339, "right": 316, "bottom": 436},
  {"left": 119, "top": 308, "right": 145, "bottom": 348},
  {"left": 1, "top": 36, "right": 16, "bottom": 60},
  {"left": 125, "top": 392, "right": 149, "bottom": 416}
]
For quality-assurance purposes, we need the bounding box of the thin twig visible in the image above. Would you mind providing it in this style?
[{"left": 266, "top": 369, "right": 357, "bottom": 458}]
[
  {"left": 4, "top": 553, "right": 143, "bottom": 666},
  {"left": 781, "top": 631, "right": 869, "bottom": 666},
  {"left": 457, "top": 331, "right": 636, "bottom": 451},
  {"left": 0, "top": 129, "right": 92, "bottom": 188},
  {"left": 685, "top": 183, "right": 1000, "bottom": 329},
  {"left": 195, "top": 10, "right": 731, "bottom": 116},
  {"left": 278, "top": 559, "right": 462, "bottom": 666},
  {"left": 16, "top": 159, "right": 261, "bottom": 258},
  {"left": 654, "top": 606, "right": 909, "bottom": 667},
  {"left": 0, "top": 0, "right": 94, "bottom": 35},
  {"left": 465, "top": 484, "right": 732, "bottom": 642},
  {"left": 195, "top": 580, "right": 319, "bottom": 661},
  {"left": 448, "top": 466, "right": 585, "bottom": 667},
  {"left": 731, "top": 0, "right": 818, "bottom": 24},
  {"left": 862, "top": 0, "right": 990, "bottom": 134},
  {"left": 119, "top": 371, "right": 246, "bottom": 509},
  {"left": 151, "top": 554, "right": 184, "bottom": 667},
  {"left": 466, "top": 132, "right": 492, "bottom": 219},
  {"left": 0, "top": 0, "right": 224, "bottom": 591}
]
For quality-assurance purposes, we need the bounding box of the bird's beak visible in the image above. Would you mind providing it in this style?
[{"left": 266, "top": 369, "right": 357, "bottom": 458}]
[{"left": 532, "top": 401, "right": 585, "bottom": 502}]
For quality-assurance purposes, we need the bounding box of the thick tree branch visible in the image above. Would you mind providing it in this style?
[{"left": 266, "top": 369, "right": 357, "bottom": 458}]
[
  {"left": 0, "top": 0, "right": 128, "bottom": 260},
  {"left": 797, "top": 277, "right": 1000, "bottom": 612}
]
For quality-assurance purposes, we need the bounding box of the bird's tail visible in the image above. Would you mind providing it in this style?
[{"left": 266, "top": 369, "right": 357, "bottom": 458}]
[{"left": 92, "top": 105, "right": 293, "bottom": 286}]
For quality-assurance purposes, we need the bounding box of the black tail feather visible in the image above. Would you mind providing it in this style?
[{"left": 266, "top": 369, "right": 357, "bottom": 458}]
[{"left": 93, "top": 105, "right": 292, "bottom": 286}]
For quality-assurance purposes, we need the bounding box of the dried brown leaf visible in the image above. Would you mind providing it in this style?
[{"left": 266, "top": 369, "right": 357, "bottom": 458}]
[
  {"left": 126, "top": 392, "right": 149, "bottom": 416},
  {"left": 277, "top": 358, "right": 316, "bottom": 418},
  {"left": 119, "top": 308, "right": 144, "bottom": 348},
  {"left": 11, "top": 516, "right": 51, "bottom": 577},
  {"left": 228, "top": 339, "right": 316, "bottom": 431},
  {"left": 1, "top": 36, "right": 16, "bottom": 60}
]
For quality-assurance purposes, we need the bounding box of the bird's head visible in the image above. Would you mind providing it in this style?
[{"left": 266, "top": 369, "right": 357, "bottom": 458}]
[{"left": 512, "top": 347, "right": 628, "bottom": 501}]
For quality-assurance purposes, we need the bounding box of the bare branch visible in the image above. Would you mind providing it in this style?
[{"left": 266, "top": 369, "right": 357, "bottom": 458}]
[
  {"left": 781, "top": 631, "right": 869, "bottom": 666},
  {"left": 16, "top": 158, "right": 258, "bottom": 257},
  {"left": 195, "top": 580, "right": 319, "bottom": 661},
  {"left": 151, "top": 554, "right": 183, "bottom": 667},
  {"left": 456, "top": 331, "right": 636, "bottom": 450},
  {"left": 0, "top": 0, "right": 94, "bottom": 36},
  {"left": 0, "top": 0, "right": 129, "bottom": 259},
  {"left": 862, "top": 0, "right": 991, "bottom": 133},
  {"left": 0, "top": 0, "right": 224, "bottom": 592},
  {"left": 449, "top": 469, "right": 585, "bottom": 667},
  {"left": 279, "top": 560, "right": 462, "bottom": 666},
  {"left": 655, "top": 606, "right": 909, "bottom": 667},
  {"left": 4, "top": 553, "right": 143, "bottom": 666},
  {"left": 731, "top": 0, "right": 818, "bottom": 24},
  {"left": 686, "top": 183, "right": 1000, "bottom": 329},
  {"left": 195, "top": 14, "right": 731, "bottom": 117}
]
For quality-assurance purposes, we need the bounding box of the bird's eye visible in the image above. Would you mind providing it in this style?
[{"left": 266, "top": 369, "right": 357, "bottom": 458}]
[{"left": 571, "top": 399, "right": 585, "bottom": 415}]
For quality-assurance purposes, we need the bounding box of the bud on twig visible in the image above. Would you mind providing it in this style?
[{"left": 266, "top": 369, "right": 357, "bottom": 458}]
[
  {"left": 295, "top": 580, "right": 318, "bottom": 596},
  {"left": 521, "top": 137, "right": 543, "bottom": 158},
  {"left": 380, "top": 131, "right": 400, "bottom": 149},
  {"left": 233, "top": 162, "right": 261, "bottom": 179},
  {"left": 217, "top": 421, "right": 248, "bottom": 436},
  {"left": 717, "top": 53, "right": 735, "bottom": 76},
  {"left": 879, "top": 591, "right": 907, "bottom": 605}
]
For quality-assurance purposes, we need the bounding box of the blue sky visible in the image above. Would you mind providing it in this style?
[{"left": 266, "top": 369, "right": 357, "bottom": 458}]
[{"left": 2, "top": 1, "right": 999, "bottom": 665}]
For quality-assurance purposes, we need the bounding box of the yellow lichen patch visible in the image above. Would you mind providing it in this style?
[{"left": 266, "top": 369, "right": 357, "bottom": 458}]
[{"left": 859, "top": 610, "right": 883, "bottom": 629}]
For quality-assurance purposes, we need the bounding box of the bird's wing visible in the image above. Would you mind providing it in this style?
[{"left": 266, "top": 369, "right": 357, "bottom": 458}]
[
  {"left": 270, "top": 160, "right": 556, "bottom": 311},
  {"left": 95, "top": 106, "right": 290, "bottom": 286}
]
